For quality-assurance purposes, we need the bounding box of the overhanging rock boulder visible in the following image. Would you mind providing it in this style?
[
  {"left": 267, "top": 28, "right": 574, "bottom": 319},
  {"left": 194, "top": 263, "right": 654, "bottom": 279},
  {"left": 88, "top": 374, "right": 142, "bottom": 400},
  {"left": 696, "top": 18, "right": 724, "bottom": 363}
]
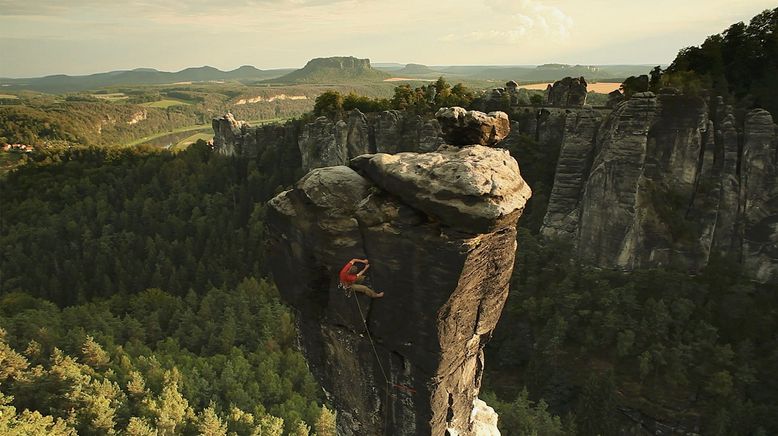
[
  {"left": 436, "top": 107, "right": 510, "bottom": 147},
  {"left": 267, "top": 142, "right": 530, "bottom": 435}
]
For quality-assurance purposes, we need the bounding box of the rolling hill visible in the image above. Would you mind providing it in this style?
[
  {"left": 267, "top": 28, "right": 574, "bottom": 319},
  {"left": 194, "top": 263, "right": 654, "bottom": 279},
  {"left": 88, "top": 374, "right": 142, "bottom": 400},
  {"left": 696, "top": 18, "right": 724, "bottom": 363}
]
[{"left": 0, "top": 65, "right": 295, "bottom": 92}]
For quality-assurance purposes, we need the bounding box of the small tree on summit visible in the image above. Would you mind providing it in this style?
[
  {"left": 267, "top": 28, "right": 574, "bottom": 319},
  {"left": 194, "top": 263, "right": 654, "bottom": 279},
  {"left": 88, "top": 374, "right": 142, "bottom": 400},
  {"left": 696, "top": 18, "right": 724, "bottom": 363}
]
[
  {"left": 649, "top": 66, "right": 663, "bottom": 92},
  {"left": 313, "top": 91, "right": 343, "bottom": 120}
]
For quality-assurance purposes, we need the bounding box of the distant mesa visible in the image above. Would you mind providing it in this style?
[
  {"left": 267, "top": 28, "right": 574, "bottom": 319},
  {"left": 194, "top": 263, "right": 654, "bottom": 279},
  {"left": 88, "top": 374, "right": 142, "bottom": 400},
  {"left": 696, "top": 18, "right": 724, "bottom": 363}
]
[
  {"left": 271, "top": 56, "right": 390, "bottom": 83},
  {"left": 395, "top": 63, "right": 436, "bottom": 75}
]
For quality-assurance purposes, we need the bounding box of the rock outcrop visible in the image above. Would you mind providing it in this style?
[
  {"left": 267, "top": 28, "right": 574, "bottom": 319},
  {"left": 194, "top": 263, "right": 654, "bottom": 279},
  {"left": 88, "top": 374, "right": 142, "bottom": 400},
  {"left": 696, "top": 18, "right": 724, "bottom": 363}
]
[
  {"left": 540, "top": 92, "right": 778, "bottom": 282},
  {"left": 541, "top": 108, "right": 602, "bottom": 239},
  {"left": 214, "top": 109, "right": 444, "bottom": 173},
  {"left": 436, "top": 107, "right": 510, "bottom": 147},
  {"left": 740, "top": 109, "right": 778, "bottom": 281},
  {"left": 606, "top": 90, "right": 624, "bottom": 108},
  {"left": 373, "top": 110, "right": 445, "bottom": 155},
  {"left": 267, "top": 124, "right": 530, "bottom": 434},
  {"left": 212, "top": 113, "right": 249, "bottom": 156},
  {"left": 546, "top": 76, "right": 588, "bottom": 107}
]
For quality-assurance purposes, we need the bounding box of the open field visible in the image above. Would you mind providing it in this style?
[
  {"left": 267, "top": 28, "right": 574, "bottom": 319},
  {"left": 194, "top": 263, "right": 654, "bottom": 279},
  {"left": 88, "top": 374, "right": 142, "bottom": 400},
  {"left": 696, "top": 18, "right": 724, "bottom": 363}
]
[
  {"left": 172, "top": 132, "right": 213, "bottom": 150},
  {"left": 384, "top": 77, "right": 436, "bottom": 82},
  {"left": 519, "top": 82, "right": 622, "bottom": 93},
  {"left": 93, "top": 93, "right": 128, "bottom": 100},
  {"left": 142, "top": 99, "right": 191, "bottom": 108},
  {"left": 126, "top": 117, "right": 287, "bottom": 148}
]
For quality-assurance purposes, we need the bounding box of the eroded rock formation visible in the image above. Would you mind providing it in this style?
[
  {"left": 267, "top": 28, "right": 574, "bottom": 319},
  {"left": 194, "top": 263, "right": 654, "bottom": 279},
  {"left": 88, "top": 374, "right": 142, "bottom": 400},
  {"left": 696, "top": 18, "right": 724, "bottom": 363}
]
[
  {"left": 541, "top": 92, "right": 778, "bottom": 282},
  {"left": 214, "top": 109, "right": 444, "bottom": 172},
  {"left": 546, "top": 76, "right": 588, "bottom": 107},
  {"left": 267, "top": 121, "right": 530, "bottom": 434},
  {"left": 212, "top": 112, "right": 249, "bottom": 156},
  {"left": 436, "top": 107, "right": 510, "bottom": 147}
]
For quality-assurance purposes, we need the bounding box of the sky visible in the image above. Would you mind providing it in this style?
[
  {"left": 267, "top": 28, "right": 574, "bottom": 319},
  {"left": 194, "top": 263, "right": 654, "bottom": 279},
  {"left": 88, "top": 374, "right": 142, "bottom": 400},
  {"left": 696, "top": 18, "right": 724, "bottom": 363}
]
[{"left": 0, "top": 0, "right": 775, "bottom": 77}]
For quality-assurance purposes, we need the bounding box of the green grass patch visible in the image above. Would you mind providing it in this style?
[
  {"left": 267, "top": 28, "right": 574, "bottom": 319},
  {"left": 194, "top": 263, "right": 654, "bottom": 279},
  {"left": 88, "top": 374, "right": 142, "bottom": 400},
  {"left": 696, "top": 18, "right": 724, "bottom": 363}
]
[{"left": 141, "top": 98, "right": 191, "bottom": 108}]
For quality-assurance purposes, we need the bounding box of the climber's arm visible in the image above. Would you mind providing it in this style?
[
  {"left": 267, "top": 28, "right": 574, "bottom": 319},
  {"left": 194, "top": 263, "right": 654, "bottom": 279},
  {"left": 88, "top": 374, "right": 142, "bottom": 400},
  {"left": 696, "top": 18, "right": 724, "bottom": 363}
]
[{"left": 357, "top": 264, "right": 370, "bottom": 277}]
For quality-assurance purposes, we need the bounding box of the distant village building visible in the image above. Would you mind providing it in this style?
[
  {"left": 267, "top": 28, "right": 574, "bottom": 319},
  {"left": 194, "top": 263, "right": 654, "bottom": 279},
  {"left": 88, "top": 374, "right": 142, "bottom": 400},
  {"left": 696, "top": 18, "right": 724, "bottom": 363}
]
[{"left": 2, "top": 143, "right": 34, "bottom": 153}]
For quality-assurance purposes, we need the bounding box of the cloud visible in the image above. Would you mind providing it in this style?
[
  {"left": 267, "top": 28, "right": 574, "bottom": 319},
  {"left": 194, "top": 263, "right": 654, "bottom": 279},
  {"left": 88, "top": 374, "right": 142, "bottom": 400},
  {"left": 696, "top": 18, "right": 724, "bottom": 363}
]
[{"left": 441, "top": 0, "right": 573, "bottom": 44}]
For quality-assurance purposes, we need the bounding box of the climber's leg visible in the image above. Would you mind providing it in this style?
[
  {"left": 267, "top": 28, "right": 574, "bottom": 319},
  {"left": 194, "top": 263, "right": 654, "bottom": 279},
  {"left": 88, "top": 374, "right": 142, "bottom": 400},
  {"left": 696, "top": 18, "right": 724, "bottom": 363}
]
[{"left": 350, "top": 283, "right": 384, "bottom": 298}]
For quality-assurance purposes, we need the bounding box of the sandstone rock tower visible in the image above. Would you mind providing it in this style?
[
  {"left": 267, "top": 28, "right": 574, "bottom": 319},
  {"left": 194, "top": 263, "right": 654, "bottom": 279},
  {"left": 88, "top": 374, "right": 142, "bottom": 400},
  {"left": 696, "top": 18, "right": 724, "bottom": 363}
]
[{"left": 266, "top": 108, "right": 530, "bottom": 435}]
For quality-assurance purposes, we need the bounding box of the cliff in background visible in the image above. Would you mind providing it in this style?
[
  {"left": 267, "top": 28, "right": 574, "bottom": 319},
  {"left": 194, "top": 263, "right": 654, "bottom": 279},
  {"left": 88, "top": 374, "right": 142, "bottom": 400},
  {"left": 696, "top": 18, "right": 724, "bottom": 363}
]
[
  {"left": 540, "top": 91, "right": 778, "bottom": 282},
  {"left": 214, "top": 93, "right": 778, "bottom": 284},
  {"left": 213, "top": 110, "right": 444, "bottom": 172},
  {"left": 265, "top": 110, "right": 529, "bottom": 434}
]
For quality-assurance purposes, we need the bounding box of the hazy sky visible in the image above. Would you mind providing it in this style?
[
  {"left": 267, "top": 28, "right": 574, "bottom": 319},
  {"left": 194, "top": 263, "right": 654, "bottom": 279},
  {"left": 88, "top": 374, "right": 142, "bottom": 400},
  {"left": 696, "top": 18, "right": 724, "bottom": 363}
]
[{"left": 1, "top": 0, "right": 774, "bottom": 77}]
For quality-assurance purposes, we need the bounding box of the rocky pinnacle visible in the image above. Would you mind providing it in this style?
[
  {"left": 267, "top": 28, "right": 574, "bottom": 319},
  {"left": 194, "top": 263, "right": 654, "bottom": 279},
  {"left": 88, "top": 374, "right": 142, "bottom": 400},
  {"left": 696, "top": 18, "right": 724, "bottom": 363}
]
[{"left": 266, "top": 110, "right": 530, "bottom": 435}]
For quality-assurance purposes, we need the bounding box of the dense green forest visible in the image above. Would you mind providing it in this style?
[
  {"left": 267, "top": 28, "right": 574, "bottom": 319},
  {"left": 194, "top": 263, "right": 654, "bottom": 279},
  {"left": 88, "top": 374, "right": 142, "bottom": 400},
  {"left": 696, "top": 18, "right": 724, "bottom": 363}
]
[
  {"left": 1, "top": 279, "right": 333, "bottom": 435},
  {"left": 0, "top": 144, "right": 319, "bottom": 434}
]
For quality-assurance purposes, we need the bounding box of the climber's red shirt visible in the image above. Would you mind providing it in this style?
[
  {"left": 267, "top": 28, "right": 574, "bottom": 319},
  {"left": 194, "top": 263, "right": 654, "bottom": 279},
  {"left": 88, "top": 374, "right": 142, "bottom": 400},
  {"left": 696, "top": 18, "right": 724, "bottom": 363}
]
[{"left": 339, "top": 261, "right": 358, "bottom": 285}]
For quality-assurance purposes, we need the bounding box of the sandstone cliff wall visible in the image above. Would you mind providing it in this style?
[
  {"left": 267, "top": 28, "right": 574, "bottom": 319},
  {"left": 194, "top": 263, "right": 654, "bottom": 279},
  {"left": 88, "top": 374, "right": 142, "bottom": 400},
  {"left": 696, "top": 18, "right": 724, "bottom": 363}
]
[
  {"left": 213, "top": 110, "right": 445, "bottom": 172},
  {"left": 540, "top": 92, "right": 778, "bottom": 282}
]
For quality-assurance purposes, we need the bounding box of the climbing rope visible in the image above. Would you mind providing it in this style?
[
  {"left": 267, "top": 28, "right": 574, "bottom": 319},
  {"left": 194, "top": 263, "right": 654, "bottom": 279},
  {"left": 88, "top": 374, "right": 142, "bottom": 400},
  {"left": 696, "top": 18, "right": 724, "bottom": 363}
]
[
  {"left": 351, "top": 292, "right": 391, "bottom": 436},
  {"left": 350, "top": 289, "right": 420, "bottom": 434}
]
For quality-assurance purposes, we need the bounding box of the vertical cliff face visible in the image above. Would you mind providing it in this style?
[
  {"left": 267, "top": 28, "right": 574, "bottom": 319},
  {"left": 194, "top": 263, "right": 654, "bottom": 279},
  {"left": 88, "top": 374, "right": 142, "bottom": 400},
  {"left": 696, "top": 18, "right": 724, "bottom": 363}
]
[
  {"left": 740, "top": 109, "right": 778, "bottom": 281},
  {"left": 541, "top": 108, "right": 601, "bottom": 239},
  {"left": 541, "top": 92, "right": 778, "bottom": 282},
  {"left": 214, "top": 110, "right": 444, "bottom": 172},
  {"left": 266, "top": 111, "right": 531, "bottom": 435}
]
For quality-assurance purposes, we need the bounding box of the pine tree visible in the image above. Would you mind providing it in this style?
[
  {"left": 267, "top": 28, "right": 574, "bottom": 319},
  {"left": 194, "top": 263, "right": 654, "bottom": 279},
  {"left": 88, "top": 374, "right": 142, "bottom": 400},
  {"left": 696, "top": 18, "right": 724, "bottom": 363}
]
[
  {"left": 314, "top": 405, "right": 337, "bottom": 436},
  {"left": 81, "top": 335, "right": 110, "bottom": 369},
  {"left": 576, "top": 370, "right": 618, "bottom": 435},
  {"left": 197, "top": 404, "right": 227, "bottom": 436},
  {"left": 125, "top": 417, "right": 157, "bottom": 436}
]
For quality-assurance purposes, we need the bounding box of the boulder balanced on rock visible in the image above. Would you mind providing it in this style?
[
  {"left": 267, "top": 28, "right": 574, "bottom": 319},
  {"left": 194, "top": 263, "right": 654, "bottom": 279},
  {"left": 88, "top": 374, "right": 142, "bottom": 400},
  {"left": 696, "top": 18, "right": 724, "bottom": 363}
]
[{"left": 435, "top": 107, "right": 511, "bottom": 146}]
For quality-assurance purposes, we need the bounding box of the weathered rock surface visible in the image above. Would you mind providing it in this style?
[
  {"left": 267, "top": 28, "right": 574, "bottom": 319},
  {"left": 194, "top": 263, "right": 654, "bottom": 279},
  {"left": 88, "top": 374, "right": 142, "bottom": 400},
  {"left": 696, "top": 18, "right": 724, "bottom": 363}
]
[
  {"left": 547, "top": 76, "right": 588, "bottom": 107},
  {"left": 212, "top": 113, "right": 248, "bottom": 156},
  {"left": 352, "top": 145, "right": 531, "bottom": 233},
  {"left": 267, "top": 142, "right": 530, "bottom": 434},
  {"left": 298, "top": 116, "right": 349, "bottom": 170},
  {"left": 214, "top": 109, "right": 445, "bottom": 172},
  {"left": 436, "top": 107, "right": 510, "bottom": 146},
  {"left": 740, "top": 109, "right": 778, "bottom": 281},
  {"left": 606, "top": 90, "right": 624, "bottom": 108},
  {"left": 541, "top": 92, "right": 778, "bottom": 282},
  {"left": 374, "top": 110, "right": 444, "bottom": 154},
  {"left": 541, "top": 108, "right": 602, "bottom": 239}
]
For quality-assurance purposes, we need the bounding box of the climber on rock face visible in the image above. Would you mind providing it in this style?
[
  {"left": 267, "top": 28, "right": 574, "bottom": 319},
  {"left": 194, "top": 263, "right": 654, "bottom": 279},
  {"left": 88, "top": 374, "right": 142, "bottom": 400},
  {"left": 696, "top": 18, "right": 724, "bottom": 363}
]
[{"left": 338, "top": 258, "right": 384, "bottom": 298}]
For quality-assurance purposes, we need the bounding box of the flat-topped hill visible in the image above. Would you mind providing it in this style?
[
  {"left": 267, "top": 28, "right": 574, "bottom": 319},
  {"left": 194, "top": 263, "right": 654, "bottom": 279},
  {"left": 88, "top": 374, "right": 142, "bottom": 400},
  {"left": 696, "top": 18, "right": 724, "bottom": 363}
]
[{"left": 272, "top": 56, "right": 390, "bottom": 83}]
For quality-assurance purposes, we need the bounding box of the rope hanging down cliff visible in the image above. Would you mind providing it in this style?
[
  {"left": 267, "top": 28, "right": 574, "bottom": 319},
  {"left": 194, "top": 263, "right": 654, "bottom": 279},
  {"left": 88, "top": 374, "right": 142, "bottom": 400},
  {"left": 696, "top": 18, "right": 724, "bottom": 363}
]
[{"left": 351, "top": 292, "right": 391, "bottom": 436}]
